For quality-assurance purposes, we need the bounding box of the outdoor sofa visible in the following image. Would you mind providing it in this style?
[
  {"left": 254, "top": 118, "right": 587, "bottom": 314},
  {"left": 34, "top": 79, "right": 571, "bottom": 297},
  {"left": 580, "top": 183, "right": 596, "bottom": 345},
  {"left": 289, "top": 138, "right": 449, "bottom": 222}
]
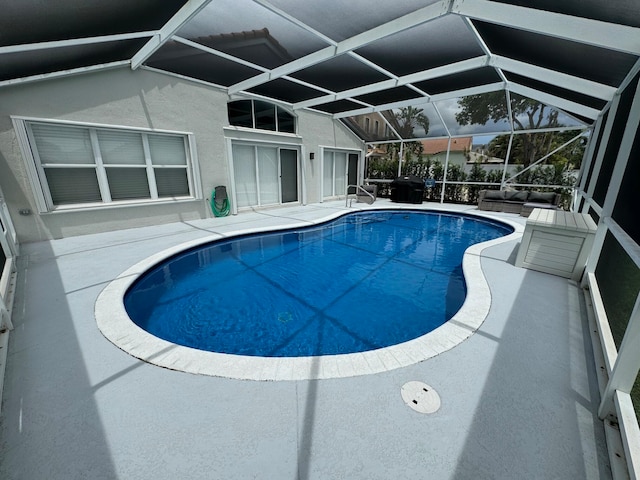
[{"left": 477, "top": 189, "right": 561, "bottom": 216}]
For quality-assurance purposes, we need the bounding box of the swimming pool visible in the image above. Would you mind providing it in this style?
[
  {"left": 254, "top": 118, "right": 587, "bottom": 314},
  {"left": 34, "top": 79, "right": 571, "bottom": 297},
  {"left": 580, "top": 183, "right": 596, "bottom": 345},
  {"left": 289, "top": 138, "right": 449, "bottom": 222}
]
[
  {"left": 124, "top": 210, "right": 512, "bottom": 357},
  {"left": 96, "top": 206, "right": 521, "bottom": 380}
]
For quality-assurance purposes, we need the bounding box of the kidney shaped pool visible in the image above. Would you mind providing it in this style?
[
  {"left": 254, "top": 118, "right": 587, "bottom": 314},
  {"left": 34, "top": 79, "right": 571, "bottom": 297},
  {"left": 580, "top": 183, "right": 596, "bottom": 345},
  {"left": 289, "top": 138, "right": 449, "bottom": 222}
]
[{"left": 123, "top": 210, "right": 513, "bottom": 358}]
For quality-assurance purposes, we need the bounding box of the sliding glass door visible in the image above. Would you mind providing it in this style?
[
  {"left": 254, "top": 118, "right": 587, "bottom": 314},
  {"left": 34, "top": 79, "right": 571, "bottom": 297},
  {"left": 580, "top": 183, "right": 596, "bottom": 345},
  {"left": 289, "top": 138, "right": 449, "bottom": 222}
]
[
  {"left": 323, "top": 150, "right": 359, "bottom": 198},
  {"left": 232, "top": 144, "right": 299, "bottom": 208},
  {"left": 0, "top": 193, "right": 17, "bottom": 330}
]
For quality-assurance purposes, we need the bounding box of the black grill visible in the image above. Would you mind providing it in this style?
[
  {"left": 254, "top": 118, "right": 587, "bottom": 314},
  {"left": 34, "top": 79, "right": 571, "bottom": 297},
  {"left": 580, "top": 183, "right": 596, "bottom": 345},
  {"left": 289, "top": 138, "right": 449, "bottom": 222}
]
[{"left": 390, "top": 175, "right": 424, "bottom": 204}]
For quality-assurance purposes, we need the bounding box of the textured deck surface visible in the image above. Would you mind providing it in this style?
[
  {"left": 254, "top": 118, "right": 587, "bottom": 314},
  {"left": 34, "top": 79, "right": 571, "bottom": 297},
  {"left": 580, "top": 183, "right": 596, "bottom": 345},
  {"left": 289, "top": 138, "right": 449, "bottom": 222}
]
[{"left": 0, "top": 200, "right": 611, "bottom": 479}]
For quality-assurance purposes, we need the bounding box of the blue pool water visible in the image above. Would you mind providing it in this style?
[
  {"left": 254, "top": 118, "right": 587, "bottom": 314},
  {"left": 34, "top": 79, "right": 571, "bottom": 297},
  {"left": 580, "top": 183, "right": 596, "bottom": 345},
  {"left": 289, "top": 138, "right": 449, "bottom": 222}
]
[{"left": 124, "top": 210, "right": 512, "bottom": 357}]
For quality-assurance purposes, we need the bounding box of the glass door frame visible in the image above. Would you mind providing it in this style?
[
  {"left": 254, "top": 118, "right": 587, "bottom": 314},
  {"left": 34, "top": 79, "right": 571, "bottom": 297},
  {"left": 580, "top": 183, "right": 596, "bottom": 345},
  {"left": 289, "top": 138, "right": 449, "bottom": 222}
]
[
  {"left": 320, "top": 147, "right": 363, "bottom": 201},
  {"left": 228, "top": 139, "right": 302, "bottom": 213}
]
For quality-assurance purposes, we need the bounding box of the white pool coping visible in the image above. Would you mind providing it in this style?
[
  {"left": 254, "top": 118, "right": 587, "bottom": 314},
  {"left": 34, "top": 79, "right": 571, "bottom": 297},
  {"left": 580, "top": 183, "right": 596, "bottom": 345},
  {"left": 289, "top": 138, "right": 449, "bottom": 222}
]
[{"left": 95, "top": 207, "right": 524, "bottom": 381}]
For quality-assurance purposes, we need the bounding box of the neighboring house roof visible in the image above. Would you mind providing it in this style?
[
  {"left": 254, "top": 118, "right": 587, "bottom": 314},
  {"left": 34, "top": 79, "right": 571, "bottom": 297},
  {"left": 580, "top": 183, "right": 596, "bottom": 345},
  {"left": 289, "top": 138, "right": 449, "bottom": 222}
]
[
  {"left": 421, "top": 137, "right": 472, "bottom": 155},
  {"left": 151, "top": 28, "right": 292, "bottom": 70},
  {"left": 366, "top": 146, "right": 387, "bottom": 158},
  {"left": 195, "top": 28, "right": 292, "bottom": 67}
]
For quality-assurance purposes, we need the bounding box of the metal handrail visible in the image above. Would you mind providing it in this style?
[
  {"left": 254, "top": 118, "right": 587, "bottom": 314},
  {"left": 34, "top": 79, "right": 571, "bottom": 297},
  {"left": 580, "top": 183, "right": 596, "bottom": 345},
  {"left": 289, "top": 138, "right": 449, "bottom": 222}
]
[{"left": 345, "top": 184, "right": 375, "bottom": 207}]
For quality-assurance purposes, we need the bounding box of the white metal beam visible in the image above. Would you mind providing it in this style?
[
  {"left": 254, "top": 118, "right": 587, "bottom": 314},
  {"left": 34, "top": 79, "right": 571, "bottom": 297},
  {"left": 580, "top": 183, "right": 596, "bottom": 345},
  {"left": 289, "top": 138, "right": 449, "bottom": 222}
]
[
  {"left": 574, "top": 115, "right": 604, "bottom": 209},
  {"left": 453, "top": 0, "right": 640, "bottom": 55},
  {"left": 462, "top": 17, "right": 510, "bottom": 81},
  {"left": 228, "top": 0, "right": 450, "bottom": 95},
  {"left": 253, "top": 0, "right": 419, "bottom": 101},
  {"left": 428, "top": 82, "right": 505, "bottom": 103},
  {"left": 294, "top": 55, "right": 488, "bottom": 110},
  {"left": 173, "top": 36, "right": 269, "bottom": 72},
  {"left": 617, "top": 58, "right": 640, "bottom": 96},
  {"left": 252, "top": 0, "right": 335, "bottom": 45},
  {"left": 332, "top": 82, "right": 504, "bottom": 119},
  {"left": 172, "top": 36, "right": 349, "bottom": 99},
  {"left": 507, "top": 83, "right": 600, "bottom": 120},
  {"left": 0, "top": 61, "right": 130, "bottom": 89},
  {"left": 131, "top": 0, "right": 214, "bottom": 70},
  {"left": 0, "top": 31, "right": 156, "bottom": 55},
  {"left": 492, "top": 56, "right": 617, "bottom": 101},
  {"left": 503, "top": 132, "right": 586, "bottom": 183}
]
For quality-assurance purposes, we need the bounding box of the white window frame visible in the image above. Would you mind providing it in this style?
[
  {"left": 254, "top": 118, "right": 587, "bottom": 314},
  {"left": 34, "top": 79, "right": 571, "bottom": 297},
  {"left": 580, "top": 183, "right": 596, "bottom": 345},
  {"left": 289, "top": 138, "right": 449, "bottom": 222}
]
[
  {"left": 227, "top": 99, "right": 297, "bottom": 135},
  {"left": 12, "top": 117, "right": 201, "bottom": 213}
]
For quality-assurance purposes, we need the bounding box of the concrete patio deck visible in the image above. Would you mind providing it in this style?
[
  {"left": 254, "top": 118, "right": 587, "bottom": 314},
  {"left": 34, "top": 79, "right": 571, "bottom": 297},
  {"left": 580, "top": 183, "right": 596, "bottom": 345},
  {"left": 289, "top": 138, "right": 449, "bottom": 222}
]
[{"left": 0, "top": 200, "right": 611, "bottom": 479}]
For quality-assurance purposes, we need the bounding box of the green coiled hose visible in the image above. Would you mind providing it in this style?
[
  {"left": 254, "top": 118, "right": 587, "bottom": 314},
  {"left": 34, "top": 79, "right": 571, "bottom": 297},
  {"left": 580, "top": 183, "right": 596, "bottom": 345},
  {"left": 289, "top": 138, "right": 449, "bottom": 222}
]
[{"left": 211, "top": 186, "right": 230, "bottom": 217}]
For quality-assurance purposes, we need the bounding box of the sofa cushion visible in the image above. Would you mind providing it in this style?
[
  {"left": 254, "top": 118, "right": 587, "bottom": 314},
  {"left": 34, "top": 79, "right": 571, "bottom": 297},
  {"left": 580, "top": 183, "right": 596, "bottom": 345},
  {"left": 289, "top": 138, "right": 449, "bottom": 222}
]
[
  {"left": 528, "top": 191, "right": 557, "bottom": 204},
  {"left": 483, "top": 190, "right": 505, "bottom": 200},
  {"left": 504, "top": 190, "right": 529, "bottom": 202}
]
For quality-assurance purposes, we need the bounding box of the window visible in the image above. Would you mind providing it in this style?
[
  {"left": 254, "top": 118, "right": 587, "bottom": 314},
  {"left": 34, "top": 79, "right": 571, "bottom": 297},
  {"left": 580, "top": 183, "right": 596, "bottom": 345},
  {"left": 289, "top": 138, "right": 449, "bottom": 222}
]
[
  {"left": 228, "top": 100, "right": 296, "bottom": 134},
  {"left": 21, "top": 120, "right": 195, "bottom": 211}
]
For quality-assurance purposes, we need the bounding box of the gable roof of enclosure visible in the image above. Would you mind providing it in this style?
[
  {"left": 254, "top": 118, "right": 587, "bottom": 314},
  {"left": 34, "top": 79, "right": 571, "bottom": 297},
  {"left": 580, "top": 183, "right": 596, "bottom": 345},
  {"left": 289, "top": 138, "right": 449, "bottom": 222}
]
[{"left": 1, "top": 0, "right": 639, "bottom": 141}]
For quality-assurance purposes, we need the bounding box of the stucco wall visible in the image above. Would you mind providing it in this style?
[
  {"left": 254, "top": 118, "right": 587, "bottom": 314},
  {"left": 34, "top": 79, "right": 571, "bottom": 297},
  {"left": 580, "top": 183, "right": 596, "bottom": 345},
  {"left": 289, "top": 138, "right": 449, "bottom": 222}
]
[
  {"left": 296, "top": 110, "right": 364, "bottom": 204},
  {"left": 0, "top": 67, "right": 362, "bottom": 242}
]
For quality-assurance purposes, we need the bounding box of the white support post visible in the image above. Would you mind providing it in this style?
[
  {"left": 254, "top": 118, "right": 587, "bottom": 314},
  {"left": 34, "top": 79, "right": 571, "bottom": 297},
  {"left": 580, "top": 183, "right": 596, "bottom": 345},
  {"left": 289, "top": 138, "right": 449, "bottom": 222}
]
[
  {"left": 439, "top": 137, "right": 452, "bottom": 204},
  {"left": 584, "top": 77, "right": 640, "bottom": 283},
  {"left": 583, "top": 97, "right": 621, "bottom": 211},
  {"left": 300, "top": 146, "right": 308, "bottom": 206},
  {"left": 500, "top": 134, "right": 514, "bottom": 189},
  {"left": 573, "top": 119, "right": 602, "bottom": 211},
  {"left": 358, "top": 147, "right": 366, "bottom": 186},
  {"left": 599, "top": 80, "right": 640, "bottom": 220},
  {"left": 593, "top": 74, "right": 640, "bottom": 417},
  {"left": 599, "top": 296, "right": 640, "bottom": 419}
]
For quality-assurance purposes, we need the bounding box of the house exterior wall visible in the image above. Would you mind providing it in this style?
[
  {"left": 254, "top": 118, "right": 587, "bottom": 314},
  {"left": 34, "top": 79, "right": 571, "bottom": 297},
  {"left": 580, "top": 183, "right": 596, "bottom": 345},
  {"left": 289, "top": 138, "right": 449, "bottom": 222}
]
[{"left": 0, "top": 67, "right": 362, "bottom": 242}]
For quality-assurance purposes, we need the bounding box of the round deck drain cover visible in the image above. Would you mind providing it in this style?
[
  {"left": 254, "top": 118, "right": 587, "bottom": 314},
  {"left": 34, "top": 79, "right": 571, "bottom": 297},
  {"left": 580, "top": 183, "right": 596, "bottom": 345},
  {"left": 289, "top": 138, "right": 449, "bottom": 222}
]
[{"left": 401, "top": 381, "right": 441, "bottom": 414}]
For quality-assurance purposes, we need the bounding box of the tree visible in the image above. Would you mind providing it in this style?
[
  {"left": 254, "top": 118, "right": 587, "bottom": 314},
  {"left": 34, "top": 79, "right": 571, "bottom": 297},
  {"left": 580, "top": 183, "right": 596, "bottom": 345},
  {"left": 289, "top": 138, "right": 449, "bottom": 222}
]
[
  {"left": 386, "top": 141, "right": 424, "bottom": 163},
  {"left": 467, "top": 162, "right": 487, "bottom": 204},
  {"left": 456, "top": 92, "right": 562, "bottom": 167},
  {"left": 486, "top": 130, "right": 586, "bottom": 170},
  {"left": 392, "top": 106, "right": 430, "bottom": 139},
  {"left": 379, "top": 107, "right": 431, "bottom": 166},
  {"left": 548, "top": 130, "right": 587, "bottom": 169}
]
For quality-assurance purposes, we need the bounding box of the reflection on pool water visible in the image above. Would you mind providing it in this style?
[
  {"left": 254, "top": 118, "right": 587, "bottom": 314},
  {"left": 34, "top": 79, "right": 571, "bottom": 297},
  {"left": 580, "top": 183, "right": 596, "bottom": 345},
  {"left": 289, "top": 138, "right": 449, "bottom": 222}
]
[{"left": 124, "top": 210, "right": 513, "bottom": 357}]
